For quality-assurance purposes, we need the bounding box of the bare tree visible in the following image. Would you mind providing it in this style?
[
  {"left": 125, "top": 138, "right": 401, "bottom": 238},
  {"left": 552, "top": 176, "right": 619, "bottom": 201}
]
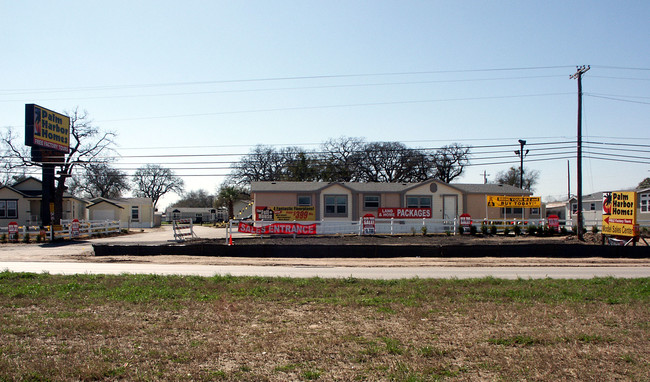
[
  {"left": 431, "top": 143, "right": 471, "bottom": 183},
  {"left": 132, "top": 164, "right": 184, "bottom": 209},
  {"left": 69, "top": 162, "right": 129, "bottom": 199},
  {"left": 356, "top": 142, "right": 432, "bottom": 183},
  {"left": 494, "top": 166, "right": 539, "bottom": 191},
  {"left": 227, "top": 145, "right": 285, "bottom": 186},
  {"left": 172, "top": 189, "right": 214, "bottom": 208},
  {"left": 318, "top": 136, "right": 366, "bottom": 182},
  {"left": 1, "top": 108, "right": 116, "bottom": 223}
]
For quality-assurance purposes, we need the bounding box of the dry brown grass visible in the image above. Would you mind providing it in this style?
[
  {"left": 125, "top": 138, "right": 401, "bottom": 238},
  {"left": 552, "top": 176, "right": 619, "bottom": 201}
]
[{"left": 0, "top": 273, "right": 648, "bottom": 381}]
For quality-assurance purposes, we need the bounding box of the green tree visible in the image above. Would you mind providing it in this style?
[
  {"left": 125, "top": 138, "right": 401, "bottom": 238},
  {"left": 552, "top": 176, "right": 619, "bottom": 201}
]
[{"left": 216, "top": 184, "right": 248, "bottom": 220}]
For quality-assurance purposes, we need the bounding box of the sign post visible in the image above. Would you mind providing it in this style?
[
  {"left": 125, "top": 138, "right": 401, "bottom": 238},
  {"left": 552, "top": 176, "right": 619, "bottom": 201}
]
[{"left": 25, "top": 104, "right": 70, "bottom": 227}]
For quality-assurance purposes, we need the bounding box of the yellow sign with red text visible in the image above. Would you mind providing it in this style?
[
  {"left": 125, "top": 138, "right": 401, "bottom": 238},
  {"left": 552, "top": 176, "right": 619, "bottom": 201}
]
[
  {"left": 486, "top": 195, "right": 540, "bottom": 208},
  {"left": 602, "top": 191, "right": 638, "bottom": 237}
]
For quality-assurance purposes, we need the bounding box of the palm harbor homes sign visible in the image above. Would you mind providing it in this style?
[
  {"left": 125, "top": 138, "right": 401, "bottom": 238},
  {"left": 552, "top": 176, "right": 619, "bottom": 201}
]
[
  {"left": 25, "top": 104, "right": 70, "bottom": 153},
  {"left": 602, "top": 191, "right": 638, "bottom": 237}
]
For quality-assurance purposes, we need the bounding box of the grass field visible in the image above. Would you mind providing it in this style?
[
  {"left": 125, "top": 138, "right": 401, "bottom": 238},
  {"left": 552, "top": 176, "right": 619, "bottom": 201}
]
[{"left": 0, "top": 271, "right": 648, "bottom": 381}]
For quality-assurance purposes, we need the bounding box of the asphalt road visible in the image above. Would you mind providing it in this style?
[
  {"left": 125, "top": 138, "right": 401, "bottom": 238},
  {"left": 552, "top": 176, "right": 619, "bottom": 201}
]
[{"left": 1, "top": 261, "right": 649, "bottom": 279}]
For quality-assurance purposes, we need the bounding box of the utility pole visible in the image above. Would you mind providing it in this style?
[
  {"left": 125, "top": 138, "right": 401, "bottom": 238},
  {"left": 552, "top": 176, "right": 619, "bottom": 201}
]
[
  {"left": 570, "top": 65, "right": 590, "bottom": 241},
  {"left": 567, "top": 160, "right": 571, "bottom": 201},
  {"left": 514, "top": 139, "right": 528, "bottom": 189},
  {"left": 481, "top": 170, "right": 490, "bottom": 184},
  {"left": 514, "top": 139, "right": 528, "bottom": 220}
]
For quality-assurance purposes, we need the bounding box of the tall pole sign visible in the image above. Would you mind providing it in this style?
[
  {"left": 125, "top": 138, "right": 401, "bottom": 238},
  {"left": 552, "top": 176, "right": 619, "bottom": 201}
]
[
  {"left": 24, "top": 104, "right": 70, "bottom": 227},
  {"left": 570, "top": 65, "right": 590, "bottom": 241}
]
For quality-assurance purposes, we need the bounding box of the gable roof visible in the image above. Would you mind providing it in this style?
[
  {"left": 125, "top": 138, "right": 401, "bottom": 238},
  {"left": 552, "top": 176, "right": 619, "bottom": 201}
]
[{"left": 251, "top": 180, "right": 532, "bottom": 195}]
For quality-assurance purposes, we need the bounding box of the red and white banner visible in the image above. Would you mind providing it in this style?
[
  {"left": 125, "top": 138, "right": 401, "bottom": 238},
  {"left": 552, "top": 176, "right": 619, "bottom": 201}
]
[
  {"left": 377, "top": 208, "right": 432, "bottom": 219},
  {"left": 238, "top": 222, "right": 317, "bottom": 235}
]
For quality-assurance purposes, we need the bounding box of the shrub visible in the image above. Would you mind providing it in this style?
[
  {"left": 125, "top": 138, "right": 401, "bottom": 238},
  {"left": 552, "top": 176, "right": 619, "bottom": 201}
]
[
  {"left": 421, "top": 226, "right": 428, "bottom": 236},
  {"left": 527, "top": 225, "right": 537, "bottom": 236},
  {"left": 470, "top": 225, "right": 478, "bottom": 236},
  {"left": 591, "top": 225, "right": 599, "bottom": 234},
  {"left": 481, "top": 224, "right": 488, "bottom": 235},
  {"left": 560, "top": 226, "right": 568, "bottom": 235},
  {"left": 445, "top": 230, "right": 451, "bottom": 236},
  {"left": 548, "top": 226, "right": 557, "bottom": 236},
  {"left": 35, "top": 234, "right": 42, "bottom": 243},
  {"left": 22, "top": 233, "right": 30, "bottom": 243},
  {"left": 458, "top": 226, "right": 464, "bottom": 235},
  {"left": 503, "top": 227, "right": 510, "bottom": 235},
  {"left": 490, "top": 225, "right": 497, "bottom": 235},
  {"left": 513, "top": 225, "right": 521, "bottom": 236},
  {"left": 0, "top": 234, "right": 6, "bottom": 244}
]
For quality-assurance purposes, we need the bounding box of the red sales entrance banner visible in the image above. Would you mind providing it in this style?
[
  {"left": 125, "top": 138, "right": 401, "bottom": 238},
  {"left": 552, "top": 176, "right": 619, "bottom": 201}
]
[
  {"left": 238, "top": 222, "right": 317, "bottom": 235},
  {"left": 377, "top": 208, "right": 432, "bottom": 219}
]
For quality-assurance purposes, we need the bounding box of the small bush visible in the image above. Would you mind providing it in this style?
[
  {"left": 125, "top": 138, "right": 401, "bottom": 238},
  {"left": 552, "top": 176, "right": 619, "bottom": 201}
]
[
  {"left": 527, "top": 225, "right": 537, "bottom": 236},
  {"left": 470, "top": 225, "right": 478, "bottom": 236},
  {"left": 445, "top": 230, "right": 451, "bottom": 236},
  {"left": 560, "top": 227, "right": 568, "bottom": 235},
  {"left": 35, "top": 234, "right": 42, "bottom": 243},
  {"left": 421, "top": 226, "right": 428, "bottom": 236},
  {"left": 503, "top": 227, "right": 510, "bottom": 235},
  {"left": 591, "top": 225, "right": 599, "bottom": 234},
  {"left": 537, "top": 226, "right": 547, "bottom": 236},
  {"left": 513, "top": 225, "right": 521, "bottom": 236},
  {"left": 0, "top": 234, "right": 6, "bottom": 243},
  {"left": 548, "top": 226, "right": 557, "bottom": 236},
  {"left": 22, "top": 233, "right": 30, "bottom": 243},
  {"left": 458, "top": 226, "right": 464, "bottom": 235},
  {"left": 490, "top": 225, "right": 497, "bottom": 235},
  {"left": 481, "top": 224, "right": 488, "bottom": 235}
]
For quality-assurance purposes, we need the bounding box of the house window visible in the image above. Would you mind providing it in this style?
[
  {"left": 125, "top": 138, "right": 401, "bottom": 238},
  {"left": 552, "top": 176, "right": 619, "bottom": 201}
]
[
  {"left": 406, "top": 196, "right": 432, "bottom": 209},
  {"left": 590, "top": 203, "right": 596, "bottom": 211},
  {"left": 571, "top": 203, "right": 578, "bottom": 214},
  {"left": 324, "top": 195, "right": 347, "bottom": 217},
  {"left": 131, "top": 206, "right": 139, "bottom": 221},
  {"left": 0, "top": 200, "right": 18, "bottom": 219},
  {"left": 641, "top": 194, "right": 649, "bottom": 212},
  {"left": 530, "top": 208, "right": 540, "bottom": 215},
  {"left": 505, "top": 208, "right": 523, "bottom": 214},
  {"left": 364, "top": 195, "right": 380, "bottom": 209},
  {"left": 297, "top": 195, "right": 312, "bottom": 206}
]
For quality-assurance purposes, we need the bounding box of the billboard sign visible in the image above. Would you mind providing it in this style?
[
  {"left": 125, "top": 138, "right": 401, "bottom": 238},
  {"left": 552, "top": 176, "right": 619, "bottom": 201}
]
[
  {"left": 487, "top": 195, "right": 541, "bottom": 208},
  {"left": 377, "top": 208, "right": 432, "bottom": 219},
  {"left": 602, "top": 191, "right": 638, "bottom": 237},
  {"left": 255, "top": 206, "right": 316, "bottom": 221},
  {"left": 25, "top": 104, "right": 70, "bottom": 153}
]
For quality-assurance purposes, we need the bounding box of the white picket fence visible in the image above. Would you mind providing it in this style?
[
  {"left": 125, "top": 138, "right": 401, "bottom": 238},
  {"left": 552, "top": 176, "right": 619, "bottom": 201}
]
[
  {"left": 231, "top": 217, "right": 650, "bottom": 236},
  {"left": 0, "top": 220, "right": 121, "bottom": 241}
]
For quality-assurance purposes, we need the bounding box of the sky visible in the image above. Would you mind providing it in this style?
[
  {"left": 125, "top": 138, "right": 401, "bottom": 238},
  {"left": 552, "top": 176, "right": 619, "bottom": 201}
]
[{"left": 2, "top": 1, "right": 649, "bottom": 210}]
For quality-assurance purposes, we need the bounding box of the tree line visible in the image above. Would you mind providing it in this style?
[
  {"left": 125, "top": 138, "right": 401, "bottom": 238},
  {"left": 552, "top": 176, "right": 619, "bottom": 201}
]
[{"left": 226, "top": 137, "right": 471, "bottom": 186}]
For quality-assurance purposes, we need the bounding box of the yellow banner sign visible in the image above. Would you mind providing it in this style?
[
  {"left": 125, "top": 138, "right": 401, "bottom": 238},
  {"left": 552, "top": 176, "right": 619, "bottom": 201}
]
[
  {"left": 487, "top": 195, "right": 541, "bottom": 208},
  {"left": 255, "top": 206, "right": 316, "bottom": 221},
  {"left": 602, "top": 191, "right": 638, "bottom": 237}
]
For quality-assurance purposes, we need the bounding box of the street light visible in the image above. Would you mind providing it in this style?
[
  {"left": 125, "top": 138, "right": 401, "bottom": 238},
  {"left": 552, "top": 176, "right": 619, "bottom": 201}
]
[{"left": 514, "top": 139, "right": 528, "bottom": 189}]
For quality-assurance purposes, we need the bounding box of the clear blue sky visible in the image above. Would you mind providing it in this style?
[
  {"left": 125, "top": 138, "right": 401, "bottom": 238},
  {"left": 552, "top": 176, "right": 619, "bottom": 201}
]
[{"left": 2, "top": 1, "right": 649, "bottom": 209}]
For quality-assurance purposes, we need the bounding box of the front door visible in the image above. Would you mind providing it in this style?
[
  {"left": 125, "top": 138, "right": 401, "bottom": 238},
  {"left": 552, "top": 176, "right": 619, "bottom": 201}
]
[{"left": 443, "top": 195, "right": 458, "bottom": 220}]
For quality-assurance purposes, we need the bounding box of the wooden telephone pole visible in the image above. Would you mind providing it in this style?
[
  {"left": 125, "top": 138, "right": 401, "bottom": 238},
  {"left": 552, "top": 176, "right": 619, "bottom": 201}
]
[{"left": 570, "top": 65, "right": 590, "bottom": 241}]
